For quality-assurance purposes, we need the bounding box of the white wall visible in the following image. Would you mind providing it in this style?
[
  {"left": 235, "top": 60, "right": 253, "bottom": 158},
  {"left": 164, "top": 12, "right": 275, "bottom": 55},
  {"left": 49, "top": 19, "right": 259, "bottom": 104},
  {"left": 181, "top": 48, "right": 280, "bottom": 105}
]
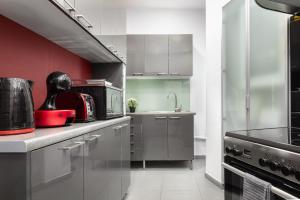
[
  {"left": 126, "top": 8, "right": 207, "bottom": 156},
  {"left": 205, "top": 0, "right": 230, "bottom": 185}
]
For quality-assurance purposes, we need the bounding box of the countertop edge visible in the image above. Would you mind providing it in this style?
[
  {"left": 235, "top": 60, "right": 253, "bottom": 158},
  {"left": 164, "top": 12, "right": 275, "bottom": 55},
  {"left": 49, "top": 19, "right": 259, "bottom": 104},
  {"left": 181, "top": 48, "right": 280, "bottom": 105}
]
[
  {"left": 126, "top": 112, "right": 196, "bottom": 115},
  {"left": 0, "top": 116, "right": 131, "bottom": 153}
]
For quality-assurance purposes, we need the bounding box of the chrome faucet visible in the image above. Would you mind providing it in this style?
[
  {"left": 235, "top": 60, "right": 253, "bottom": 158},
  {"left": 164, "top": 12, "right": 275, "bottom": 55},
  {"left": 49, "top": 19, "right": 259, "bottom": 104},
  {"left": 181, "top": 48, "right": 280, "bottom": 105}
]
[{"left": 167, "top": 92, "right": 182, "bottom": 112}]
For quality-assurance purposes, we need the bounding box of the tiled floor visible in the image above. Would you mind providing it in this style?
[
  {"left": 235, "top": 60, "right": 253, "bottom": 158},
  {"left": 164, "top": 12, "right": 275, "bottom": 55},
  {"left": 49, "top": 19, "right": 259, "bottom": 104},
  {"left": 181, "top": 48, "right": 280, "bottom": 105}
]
[{"left": 125, "top": 159, "right": 224, "bottom": 200}]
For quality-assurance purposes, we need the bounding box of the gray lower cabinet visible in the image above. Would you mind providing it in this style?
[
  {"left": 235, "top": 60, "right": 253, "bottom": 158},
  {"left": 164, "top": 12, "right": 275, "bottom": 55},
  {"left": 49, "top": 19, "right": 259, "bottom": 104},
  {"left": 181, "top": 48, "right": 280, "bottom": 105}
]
[
  {"left": 143, "top": 115, "right": 168, "bottom": 160},
  {"left": 130, "top": 116, "right": 144, "bottom": 161},
  {"left": 128, "top": 114, "right": 194, "bottom": 162},
  {"left": 31, "top": 136, "right": 84, "bottom": 200},
  {"left": 121, "top": 123, "right": 130, "bottom": 198},
  {"left": 84, "top": 129, "right": 107, "bottom": 200},
  {"left": 168, "top": 115, "right": 194, "bottom": 160},
  {"left": 3, "top": 119, "right": 131, "bottom": 200}
]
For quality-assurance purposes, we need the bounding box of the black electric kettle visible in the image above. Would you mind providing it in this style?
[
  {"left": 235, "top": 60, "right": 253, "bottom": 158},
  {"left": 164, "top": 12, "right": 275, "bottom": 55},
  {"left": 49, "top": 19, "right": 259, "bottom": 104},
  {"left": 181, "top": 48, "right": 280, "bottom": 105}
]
[{"left": 0, "top": 78, "right": 35, "bottom": 135}]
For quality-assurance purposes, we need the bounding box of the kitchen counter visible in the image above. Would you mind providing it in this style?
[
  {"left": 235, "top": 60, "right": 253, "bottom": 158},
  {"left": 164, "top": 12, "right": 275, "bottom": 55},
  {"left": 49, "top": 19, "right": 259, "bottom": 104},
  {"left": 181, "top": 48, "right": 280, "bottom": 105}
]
[
  {"left": 0, "top": 116, "right": 130, "bottom": 153},
  {"left": 126, "top": 111, "right": 196, "bottom": 115}
]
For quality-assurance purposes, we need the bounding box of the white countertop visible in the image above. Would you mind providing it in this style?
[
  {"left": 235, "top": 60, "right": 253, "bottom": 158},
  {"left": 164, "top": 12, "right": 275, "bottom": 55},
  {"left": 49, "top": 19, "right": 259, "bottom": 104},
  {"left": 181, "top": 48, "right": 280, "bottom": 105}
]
[{"left": 0, "top": 116, "right": 130, "bottom": 153}]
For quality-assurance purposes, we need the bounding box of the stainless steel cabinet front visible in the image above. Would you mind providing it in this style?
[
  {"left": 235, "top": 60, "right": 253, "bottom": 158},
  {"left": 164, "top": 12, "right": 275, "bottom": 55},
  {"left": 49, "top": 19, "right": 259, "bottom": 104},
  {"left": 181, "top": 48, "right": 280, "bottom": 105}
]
[
  {"left": 142, "top": 115, "right": 168, "bottom": 160},
  {"left": 31, "top": 136, "right": 84, "bottom": 200},
  {"left": 169, "top": 35, "right": 193, "bottom": 76},
  {"left": 167, "top": 115, "right": 194, "bottom": 160},
  {"left": 145, "top": 35, "right": 169, "bottom": 76},
  {"left": 107, "top": 125, "right": 122, "bottom": 200},
  {"left": 129, "top": 116, "right": 144, "bottom": 161},
  {"left": 84, "top": 129, "right": 107, "bottom": 200},
  {"left": 121, "top": 122, "right": 131, "bottom": 198},
  {"left": 127, "top": 35, "right": 146, "bottom": 76}
]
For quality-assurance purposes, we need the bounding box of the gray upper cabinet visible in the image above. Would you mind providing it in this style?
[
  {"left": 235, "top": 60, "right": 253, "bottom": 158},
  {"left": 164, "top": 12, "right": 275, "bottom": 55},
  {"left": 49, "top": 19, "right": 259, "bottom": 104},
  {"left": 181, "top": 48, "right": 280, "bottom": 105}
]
[
  {"left": 145, "top": 35, "right": 169, "bottom": 76},
  {"left": 84, "top": 129, "right": 107, "bottom": 200},
  {"left": 167, "top": 115, "right": 194, "bottom": 160},
  {"left": 31, "top": 136, "right": 84, "bottom": 200},
  {"left": 126, "top": 34, "right": 193, "bottom": 77},
  {"left": 169, "top": 35, "right": 193, "bottom": 76},
  {"left": 143, "top": 115, "right": 168, "bottom": 160},
  {"left": 127, "top": 35, "right": 145, "bottom": 76},
  {"left": 74, "top": 0, "right": 102, "bottom": 35}
]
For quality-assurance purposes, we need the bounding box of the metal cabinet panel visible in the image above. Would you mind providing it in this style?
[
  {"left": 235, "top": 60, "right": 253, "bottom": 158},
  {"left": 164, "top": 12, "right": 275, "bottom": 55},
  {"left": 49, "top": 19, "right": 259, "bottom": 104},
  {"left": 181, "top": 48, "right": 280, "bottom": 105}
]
[
  {"left": 121, "top": 122, "right": 131, "bottom": 198},
  {"left": 127, "top": 35, "right": 145, "bottom": 76},
  {"left": 31, "top": 136, "right": 84, "bottom": 200},
  {"left": 169, "top": 35, "right": 193, "bottom": 76},
  {"left": 142, "top": 115, "right": 168, "bottom": 160},
  {"left": 167, "top": 115, "right": 194, "bottom": 160},
  {"left": 129, "top": 116, "right": 144, "bottom": 161},
  {"left": 75, "top": 0, "right": 102, "bottom": 35},
  {"left": 84, "top": 129, "right": 107, "bottom": 200},
  {"left": 106, "top": 125, "right": 122, "bottom": 200},
  {"left": 145, "top": 35, "right": 169, "bottom": 76}
]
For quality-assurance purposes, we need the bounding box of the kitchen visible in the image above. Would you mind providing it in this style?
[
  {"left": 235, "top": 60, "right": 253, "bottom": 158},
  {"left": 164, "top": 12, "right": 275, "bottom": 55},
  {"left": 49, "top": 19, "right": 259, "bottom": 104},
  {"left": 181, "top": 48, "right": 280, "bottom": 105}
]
[{"left": 0, "top": 0, "right": 298, "bottom": 200}]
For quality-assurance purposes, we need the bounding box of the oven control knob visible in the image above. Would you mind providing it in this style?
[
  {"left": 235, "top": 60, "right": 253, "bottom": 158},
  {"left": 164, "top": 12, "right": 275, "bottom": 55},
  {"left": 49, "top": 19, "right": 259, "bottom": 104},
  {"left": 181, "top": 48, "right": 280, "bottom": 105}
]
[
  {"left": 295, "top": 171, "right": 300, "bottom": 181},
  {"left": 259, "top": 158, "right": 269, "bottom": 167},
  {"left": 225, "top": 146, "right": 233, "bottom": 154},
  {"left": 281, "top": 165, "right": 293, "bottom": 176},
  {"left": 232, "top": 148, "right": 243, "bottom": 156},
  {"left": 270, "top": 161, "right": 281, "bottom": 171}
]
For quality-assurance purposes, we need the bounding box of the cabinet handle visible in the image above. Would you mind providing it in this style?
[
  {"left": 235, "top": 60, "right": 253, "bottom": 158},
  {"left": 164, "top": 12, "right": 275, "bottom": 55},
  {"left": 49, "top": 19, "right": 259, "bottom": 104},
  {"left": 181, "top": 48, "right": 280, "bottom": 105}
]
[
  {"left": 59, "top": 142, "right": 84, "bottom": 151},
  {"left": 157, "top": 72, "right": 168, "bottom": 76},
  {"left": 63, "top": 0, "right": 76, "bottom": 12},
  {"left": 131, "top": 151, "right": 135, "bottom": 153},
  {"left": 75, "top": 15, "right": 93, "bottom": 29},
  {"left": 132, "top": 73, "right": 144, "bottom": 76},
  {"left": 155, "top": 116, "right": 167, "bottom": 119},
  {"left": 86, "top": 134, "right": 102, "bottom": 142},
  {"left": 113, "top": 126, "right": 122, "bottom": 130},
  {"left": 121, "top": 124, "right": 128, "bottom": 128},
  {"left": 169, "top": 117, "right": 181, "bottom": 120},
  {"left": 170, "top": 73, "right": 180, "bottom": 76}
]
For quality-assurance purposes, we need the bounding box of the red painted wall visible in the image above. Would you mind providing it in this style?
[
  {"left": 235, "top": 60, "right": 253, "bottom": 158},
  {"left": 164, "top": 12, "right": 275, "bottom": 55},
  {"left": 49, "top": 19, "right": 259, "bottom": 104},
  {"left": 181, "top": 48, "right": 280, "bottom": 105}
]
[{"left": 0, "top": 16, "right": 92, "bottom": 109}]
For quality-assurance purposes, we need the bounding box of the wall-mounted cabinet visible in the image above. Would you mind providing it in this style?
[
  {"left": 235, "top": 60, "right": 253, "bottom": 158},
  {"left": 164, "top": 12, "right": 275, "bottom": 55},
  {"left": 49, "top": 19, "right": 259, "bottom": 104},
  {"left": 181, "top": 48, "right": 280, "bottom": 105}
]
[
  {"left": 0, "top": 0, "right": 125, "bottom": 63},
  {"left": 126, "top": 34, "right": 193, "bottom": 77}
]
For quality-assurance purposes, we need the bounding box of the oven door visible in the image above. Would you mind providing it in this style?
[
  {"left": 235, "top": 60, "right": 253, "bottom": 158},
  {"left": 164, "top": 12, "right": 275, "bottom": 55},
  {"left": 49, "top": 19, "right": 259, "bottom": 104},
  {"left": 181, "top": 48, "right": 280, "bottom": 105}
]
[{"left": 224, "top": 156, "right": 300, "bottom": 200}]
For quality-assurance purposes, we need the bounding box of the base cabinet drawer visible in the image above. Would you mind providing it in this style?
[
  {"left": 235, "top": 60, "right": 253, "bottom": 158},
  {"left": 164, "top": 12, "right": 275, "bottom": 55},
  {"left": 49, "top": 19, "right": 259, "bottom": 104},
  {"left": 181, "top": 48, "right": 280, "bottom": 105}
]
[{"left": 31, "top": 136, "right": 84, "bottom": 200}]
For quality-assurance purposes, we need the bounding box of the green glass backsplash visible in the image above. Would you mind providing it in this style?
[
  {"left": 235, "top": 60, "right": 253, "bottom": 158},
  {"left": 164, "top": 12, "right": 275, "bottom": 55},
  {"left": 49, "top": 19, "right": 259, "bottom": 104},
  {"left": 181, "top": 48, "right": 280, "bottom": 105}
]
[{"left": 126, "top": 79, "right": 190, "bottom": 112}]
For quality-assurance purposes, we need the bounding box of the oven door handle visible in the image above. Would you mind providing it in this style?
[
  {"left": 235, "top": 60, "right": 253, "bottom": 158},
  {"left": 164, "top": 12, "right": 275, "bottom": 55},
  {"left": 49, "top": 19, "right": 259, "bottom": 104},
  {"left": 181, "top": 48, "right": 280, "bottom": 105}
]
[{"left": 222, "top": 163, "right": 298, "bottom": 200}]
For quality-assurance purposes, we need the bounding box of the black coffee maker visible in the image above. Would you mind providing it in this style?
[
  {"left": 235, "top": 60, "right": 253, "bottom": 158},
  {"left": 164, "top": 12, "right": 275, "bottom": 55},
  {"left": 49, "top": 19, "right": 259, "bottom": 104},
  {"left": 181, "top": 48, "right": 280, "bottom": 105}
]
[{"left": 0, "top": 78, "right": 35, "bottom": 135}]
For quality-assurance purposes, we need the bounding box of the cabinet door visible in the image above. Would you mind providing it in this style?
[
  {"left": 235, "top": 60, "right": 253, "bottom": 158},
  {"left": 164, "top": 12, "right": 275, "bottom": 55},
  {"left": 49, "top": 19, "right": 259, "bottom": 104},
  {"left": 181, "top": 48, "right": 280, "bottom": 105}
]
[
  {"left": 121, "top": 122, "right": 130, "bottom": 198},
  {"left": 31, "top": 136, "right": 84, "bottom": 200},
  {"left": 145, "top": 35, "right": 169, "bottom": 76},
  {"left": 127, "top": 35, "right": 145, "bottom": 76},
  {"left": 169, "top": 35, "right": 193, "bottom": 76},
  {"left": 84, "top": 129, "right": 107, "bottom": 200},
  {"left": 248, "top": 0, "right": 288, "bottom": 129},
  {"left": 222, "top": 0, "right": 248, "bottom": 132},
  {"left": 75, "top": 0, "right": 102, "bottom": 35},
  {"left": 168, "top": 115, "right": 194, "bottom": 160},
  {"left": 106, "top": 125, "right": 122, "bottom": 200},
  {"left": 143, "top": 115, "right": 168, "bottom": 160},
  {"left": 129, "top": 116, "right": 144, "bottom": 161}
]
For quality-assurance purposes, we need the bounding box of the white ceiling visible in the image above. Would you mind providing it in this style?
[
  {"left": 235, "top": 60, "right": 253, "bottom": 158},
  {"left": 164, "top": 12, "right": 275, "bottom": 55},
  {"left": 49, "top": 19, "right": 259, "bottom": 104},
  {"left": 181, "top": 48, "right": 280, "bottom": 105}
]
[{"left": 124, "top": 0, "right": 206, "bottom": 9}]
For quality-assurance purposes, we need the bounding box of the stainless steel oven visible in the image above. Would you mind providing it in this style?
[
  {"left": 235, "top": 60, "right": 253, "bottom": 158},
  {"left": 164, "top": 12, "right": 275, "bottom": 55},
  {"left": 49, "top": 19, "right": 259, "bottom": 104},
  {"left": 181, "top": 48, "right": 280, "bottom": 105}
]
[{"left": 224, "top": 129, "right": 300, "bottom": 200}]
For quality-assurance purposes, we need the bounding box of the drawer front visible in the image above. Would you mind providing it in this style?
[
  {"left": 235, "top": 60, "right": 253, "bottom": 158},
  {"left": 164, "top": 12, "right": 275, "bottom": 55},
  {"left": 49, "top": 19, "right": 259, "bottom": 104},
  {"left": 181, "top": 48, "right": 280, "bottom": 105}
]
[
  {"left": 84, "top": 129, "right": 107, "bottom": 200},
  {"left": 31, "top": 136, "right": 84, "bottom": 200}
]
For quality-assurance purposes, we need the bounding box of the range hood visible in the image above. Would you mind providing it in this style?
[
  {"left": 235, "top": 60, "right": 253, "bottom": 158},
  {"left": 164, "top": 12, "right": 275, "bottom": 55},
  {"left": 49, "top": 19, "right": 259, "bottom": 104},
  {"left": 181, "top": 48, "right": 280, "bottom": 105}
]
[{"left": 255, "top": 0, "right": 300, "bottom": 14}]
